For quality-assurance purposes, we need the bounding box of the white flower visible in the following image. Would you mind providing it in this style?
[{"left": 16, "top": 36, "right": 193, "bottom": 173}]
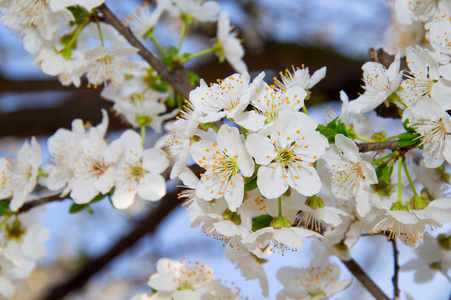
[
  {"left": 85, "top": 46, "right": 139, "bottom": 87},
  {"left": 172, "top": 0, "right": 220, "bottom": 22},
  {"left": 406, "top": 98, "right": 451, "bottom": 168},
  {"left": 70, "top": 130, "right": 120, "bottom": 204},
  {"left": 398, "top": 46, "right": 451, "bottom": 110},
  {"left": 402, "top": 232, "right": 451, "bottom": 283},
  {"left": 225, "top": 243, "right": 269, "bottom": 297},
  {"left": 128, "top": 1, "right": 166, "bottom": 38},
  {"left": 190, "top": 125, "right": 254, "bottom": 211},
  {"left": 348, "top": 53, "right": 403, "bottom": 114},
  {"left": 394, "top": 0, "right": 450, "bottom": 24},
  {"left": 242, "top": 225, "right": 323, "bottom": 259},
  {"left": 425, "top": 19, "right": 451, "bottom": 64},
  {"left": 274, "top": 65, "right": 327, "bottom": 91},
  {"left": 235, "top": 82, "right": 307, "bottom": 132},
  {"left": 147, "top": 258, "right": 220, "bottom": 300},
  {"left": 1, "top": 0, "right": 58, "bottom": 40},
  {"left": 216, "top": 11, "right": 247, "bottom": 73},
  {"left": 46, "top": 109, "right": 109, "bottom": 196},
  {"left": 9, "top": 137, "right": 42, "bottom": 212},
  {"left": 322, "top": 134, "right": 378, "bottom": 217},
  {"left": 246, "top": 111, "right": 328, "bottom": 199},
  {"left": 276, "top": 260, "right": 352, "bottom": 300},
  {"left": 112, "top": 130, "right": 169, "bottom": 209},
  {"left": 189, "top": 72, "right": 263, "bottom": 123},
  {"left": 0, "top": 158, "right": 12, "bottom": 200},
  {"left": 49, "top": 0, "right": 105, "bottom": 11},
  {"left": 367, "top": 208, "right": 427, "bottom": 248}
]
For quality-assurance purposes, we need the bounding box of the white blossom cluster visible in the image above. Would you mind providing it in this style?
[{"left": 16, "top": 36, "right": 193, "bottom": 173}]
[{"left": 0, "top": 0, "right": 451, "bottom": 299}]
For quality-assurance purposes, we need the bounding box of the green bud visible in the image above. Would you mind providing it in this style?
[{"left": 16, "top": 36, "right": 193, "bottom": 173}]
[
  {"left": 222, "top": 210, "right": 241, "bottom": 226},
  {"left": 430, "top": 262, "right": 442, "bottom": 271},
  {"left": 136, "top": 115, "right": 152, "bottom": 126},
  {"left": 6, "top": 219, "right": 26, "bottom": 240},
  {"left": 390, "top": 202, "right": 410, "bottom": 212},
  {"left": 305, "top": 195, "right": 324, "bottom": 210},
  {"left": 272, "top": 216, "right": 291, "bottom": 229},
  {"left": 438, "top": 234, "right": 451, "bottom": 250},
  {"left": 409, "top": 195, "right": 428, "bottom": 210}
]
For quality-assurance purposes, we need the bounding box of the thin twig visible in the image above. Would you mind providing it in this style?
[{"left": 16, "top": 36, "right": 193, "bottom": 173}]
[
  {"left": 341, "top": 258, "right": 390, "bottom": 300},
  {"left": 40, "top": 189, "right": 181, "bottom": 300},
  {"left": 356, "top": 140, "right": 416, "bottom": 153},
  {"left": 98, "top": 4, "right": 193, "bottom": 99},
  {"left": 392, "top": 239, "right": 400, "bottom": 300},
  {"left": 18, "top": 194, "right": 67, "bottom": 214}
]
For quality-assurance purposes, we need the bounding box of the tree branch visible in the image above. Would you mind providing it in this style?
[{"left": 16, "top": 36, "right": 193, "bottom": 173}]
[
  {"left": 356, "top": 140, "right": 416, "bottom": 153},
  {"left": 98, "top": 4, "right": 193, "bottom": 99},
  {"left": 17, "top": 193, "right": 67, "bottom": 214},
  {"left": 392, "top": 239, "right": 400, "bottom": 300},
  {"left": 40, "top": 189, "right": 181, "bottom": 300},
  {"left": 341, "top": 258, "right": 390, "bottom": 300}
]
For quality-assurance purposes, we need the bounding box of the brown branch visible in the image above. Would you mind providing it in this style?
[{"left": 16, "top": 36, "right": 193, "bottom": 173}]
[
  {"left": 40, "top": 189, "right": 181, "bottom": 300},
  {"left": 341, "top": 258, "right": 390, "bottom": 300},
  {"left": 356, "top": 140, "right": 416, "bottom": 153},
  {"left": 17, "top": 193, "right": 67, "bottom": 214},
  {"left": 392, "top": 239, "right": 400, "bottom": 300},
  {"left": 98, "top": 4, "right": 192, "bottom": 99}
]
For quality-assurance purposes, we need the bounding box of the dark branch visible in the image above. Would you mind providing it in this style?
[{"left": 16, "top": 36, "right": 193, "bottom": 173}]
[
  {"left": 356, "top": 140, "right": 416, "bottom": 153},
  {"left": 341, "top": 258, "right": 390, "bottom": 300},
  {"left": 392, "top": 240, "right": 400, "bottom": 300},
  {"left": 98, "top": 4, "right": 192, "bottom": 99},
  {"left": 18, "top": 194, "right": 67, "bottom": 214},
  {"left": 40, "top": 189, "right": 181, "bottom": 300}
]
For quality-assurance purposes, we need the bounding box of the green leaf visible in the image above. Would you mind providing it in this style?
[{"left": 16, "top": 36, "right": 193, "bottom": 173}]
[
  {"left": 244, "top": 176, "right": 258, "bottom": 192},
  {"left": 69, "top": 203, "right": 89, "bottom": 214},
  {"left": 67, "top": 5, "right": 90, "bottom": 21},
  {"left": 0, "top": 200, "right": 10, "bottom": 217},
  {"left": 382, "top": 164, "right": 393, "bottom": 184},
  {"left": 316, "top": 117, "right": 348, "bottom": 143},
  {"left": 398, "top": 139, "right": 418, "bottom": 147},
  {"left": 186, "top": 70, "right": 200, "bottom": 86},
  {"left": 252, "top": 215, "right": 273, "bottom": 231},
  {"left": 398, "top": 132, "right": 419, "bottom": 140}
]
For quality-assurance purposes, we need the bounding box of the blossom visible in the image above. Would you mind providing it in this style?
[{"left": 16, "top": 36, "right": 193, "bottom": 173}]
[
  {"left": 276, "top": 260, "right": 352, "bottom": 300},
  {"left": 246, "top": 110, "right": 328, "bottom": 199},
  {"left": 147, "top": 258, "right": 220, "bottom": 300},
  {"left": 402, "top": 232, "right": 451, "bottom": 283},
  {"left": 242, "top": 225, "right": 323, "bottom": 258},
  {"left": 189, "top": 72, "right": 264, "bottom": 123},
  {"left": 216, "top": 11, "right": 247, "bottom": 73},
  {"left": 397, "top": 46, "right": 451, "bottom": 110},
  {"left": 70, "top": 130, "right": 120, "bottom": 204},
  {"left": 46, "top": 109, "right": 109, "bottom": 196},
  {"left": 85, "top": 46, "right": 139, "bottom": 87},
  {"left": 172, "top": 0, "right": 220, "bottom": 22},
  {"left": 190, "top": 124, "right": 254, "bottom": 211},
  {"left": 348, "top": 53, "right": 403, "bottom": 114},
  {"left": 127, "top": 2, "right": 164, "bottom": 38},
  {"left": 274, "top": 65, "right": 327, "bottom": 91},
  {"left": 1, "top": 0, "right": 58, "bottom": 40},
  {"left": 111, "top": 130, "right": 169, "bottom": 209},
  {"left": 406, "top": 98, "right": 451, "bottom": 168},
  {"left": 225, "top": 243, "right": 269, "bottom": 297},
  {"left": 9, "top": 137, "right": 42, "bottom": 211},
  {"left": 322, "top": 134, "right": 378, "bottom": 217},
  {"left": 235, "top": 82, "right": 307, "bottom": 132}
]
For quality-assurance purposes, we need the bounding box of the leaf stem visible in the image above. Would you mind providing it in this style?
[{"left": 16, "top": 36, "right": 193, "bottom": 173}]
[
  {"left": 141, "top": 125, "right": 146, "bottom": 148},
  {"left": 278, "top": 196, "right": 283, "bottom": 218},
  {"left": 371, "top": 150, "right": 399, "bottom": 165},
  {"left": 181, "top": 47, "right": 216, "bottom": 64},
  {"left": 401, "top": 159, "right": 419, "bottom": 197}
]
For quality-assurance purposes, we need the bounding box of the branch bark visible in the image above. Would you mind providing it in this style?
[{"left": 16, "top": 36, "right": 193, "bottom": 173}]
[
  {"left": 17, "top": 194, "right": 67, "bottom": 214},
  {"left": 341, "top": 258, "right": 390, "bottom": 300},
  {"left": 392, "top": 239, "right": 400, "bottom": 300},
  {"left": 356, "top": 140, "right": 416, "bottom": 153},
  {"left": 98, "top": 4, "right": 193, "bottom": 99},
  {"left": 39, "top": 189, "right": 181, "bottom": 300}
]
